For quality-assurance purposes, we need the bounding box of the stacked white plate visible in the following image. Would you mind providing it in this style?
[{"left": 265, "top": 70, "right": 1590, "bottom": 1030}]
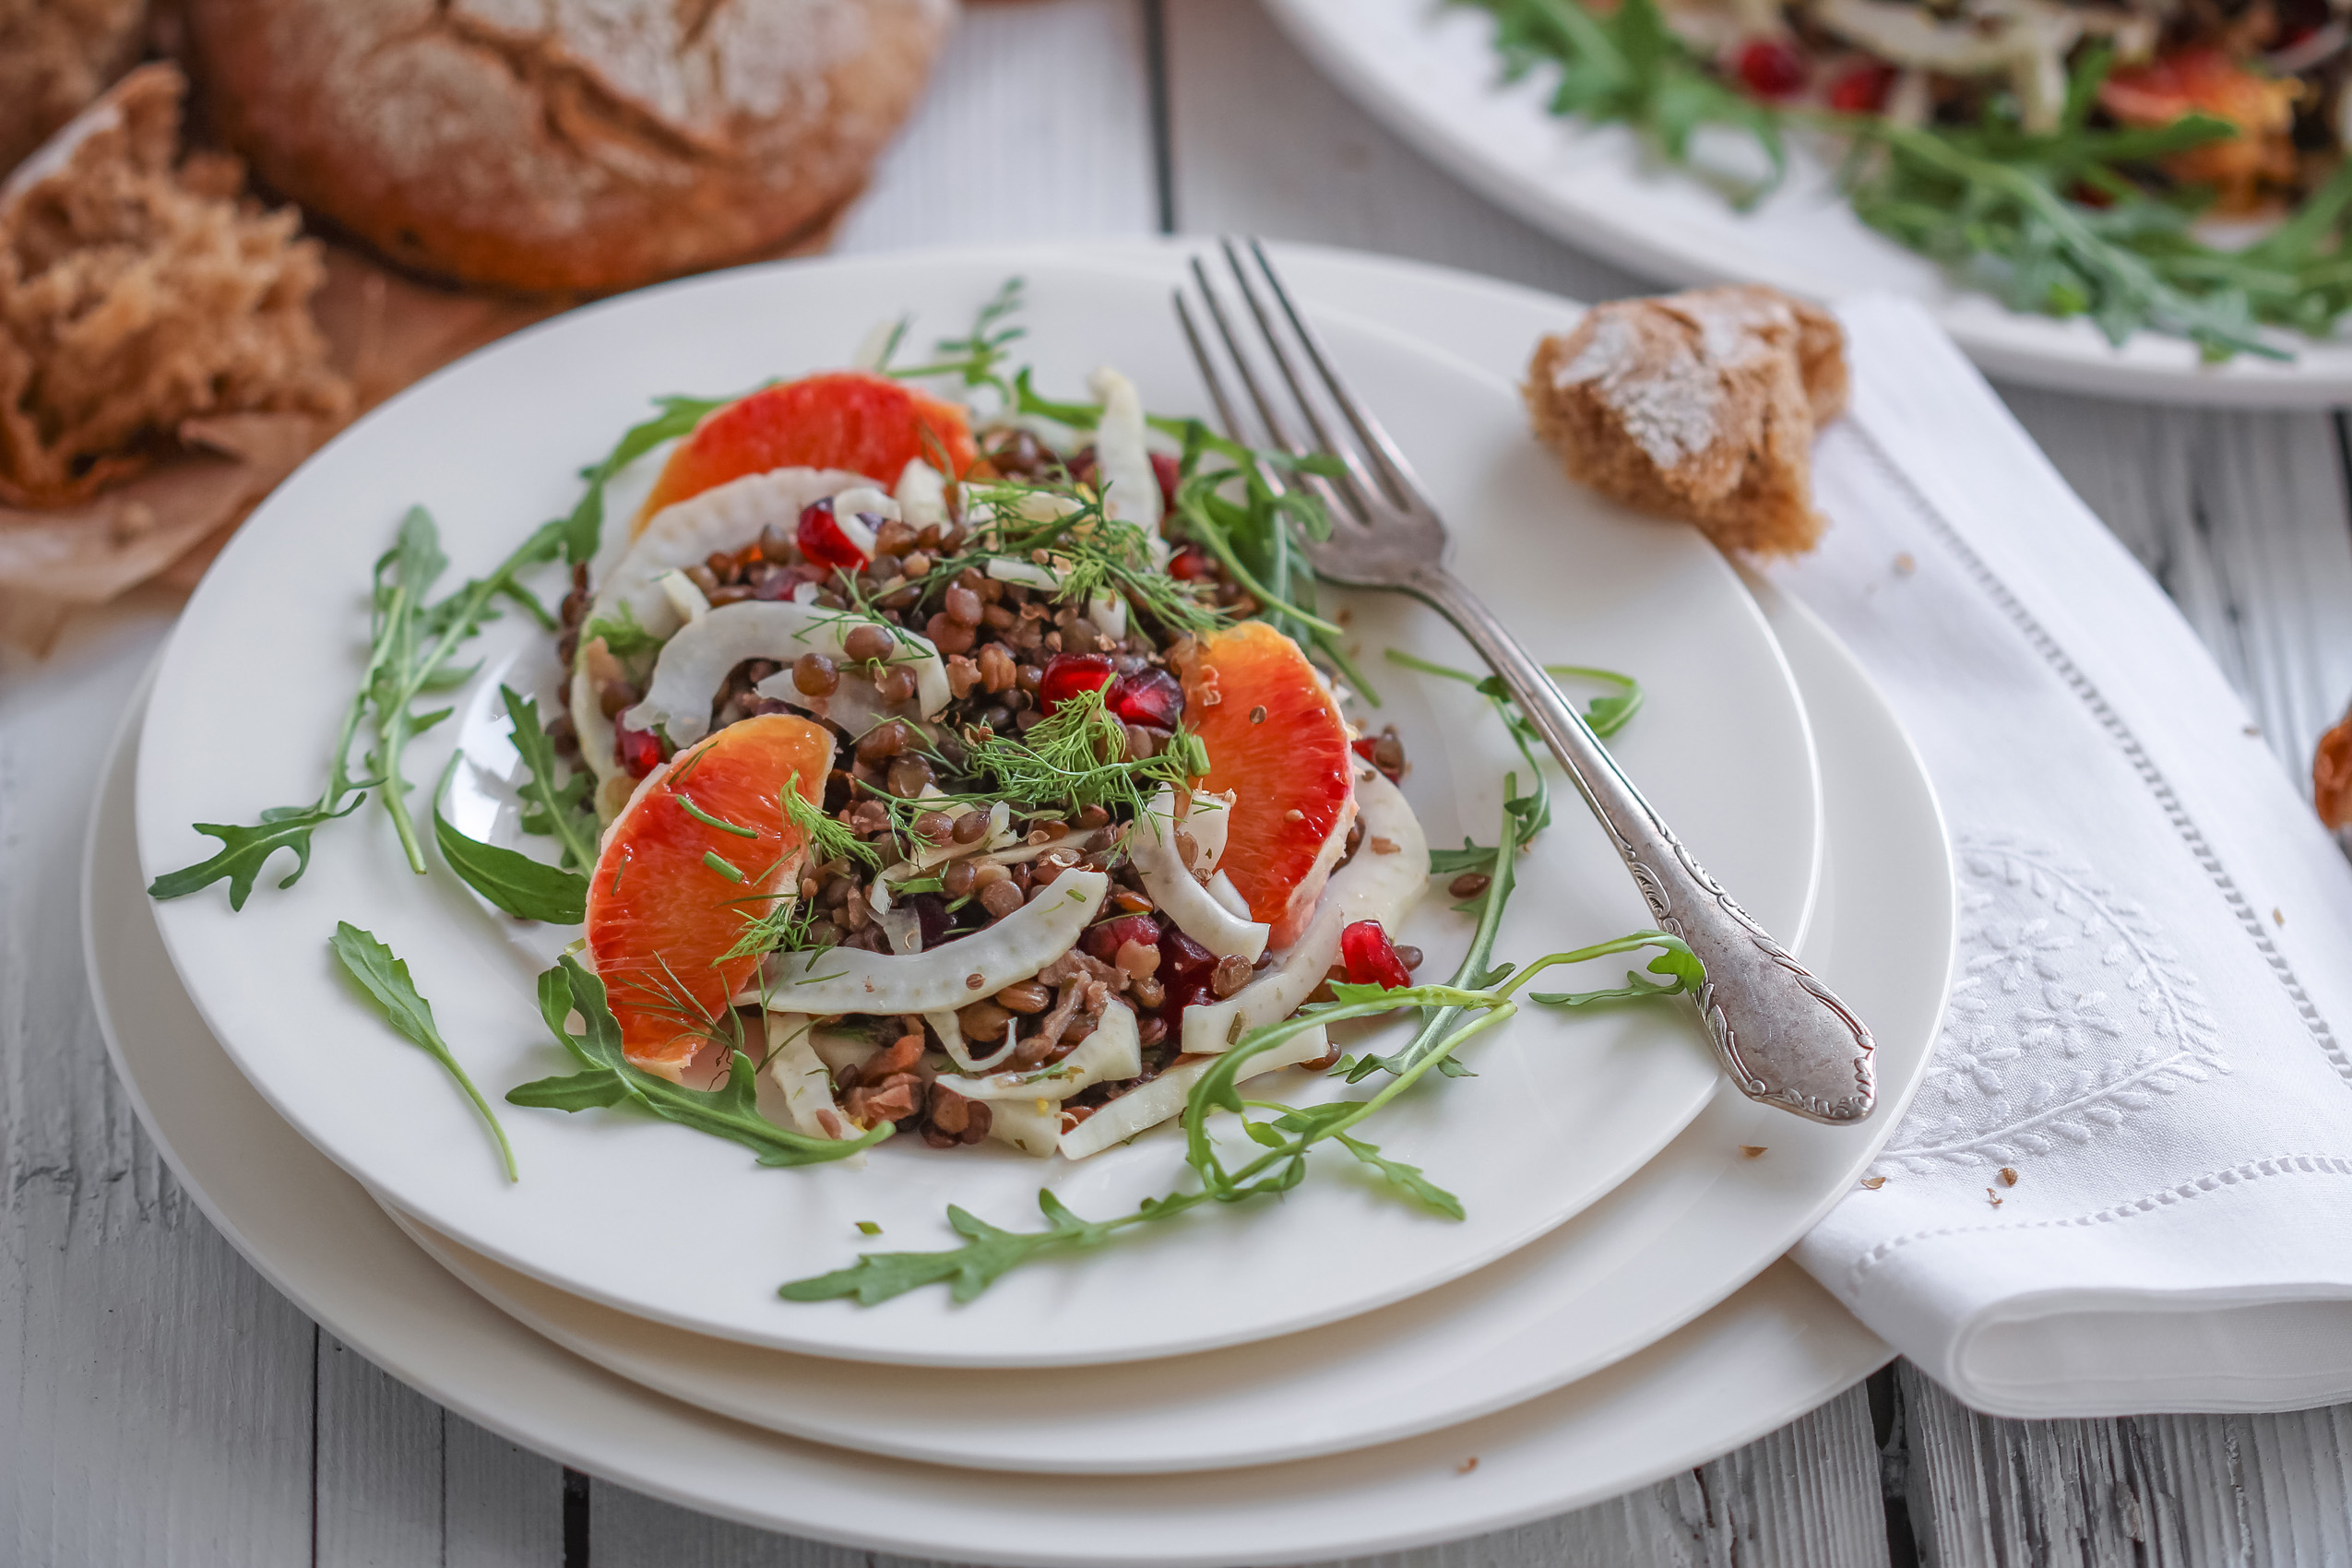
[{"left": 95, "top": 244, "right": 1954, "bottom": 1563}]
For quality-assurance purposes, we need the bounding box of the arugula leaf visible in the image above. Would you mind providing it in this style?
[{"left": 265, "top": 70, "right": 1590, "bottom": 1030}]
[
  {"left": 503, "top": 685, "right": 596, "bottom": 872},
  {"left": 1332, "top": 1131, "right": 1465, "bottom": 1219},
  {"left": 148, "top": 795, "right": 367, "bottom": 909},
  {"left": 507, "top": 956, "right": 887, "bottom": 1168},
  {"left": 1463, "top": 0, "right": 1782, "bottom": 202},
  {"left": 560, "top": 394, "right": 734, "bottom": 565},
  {"left": 1384, "top": 647, "right": 1644, "bottom": 739},
  {"left": 1462, "top": 0, "right": 2352, "bottom": 357},
  {"left": 578, "top": 600, "right": 663, "bottom": 660},
  {"left": 431, "top": 754, "right": 588, "bottom": 924},
  {"left": 779, "top": 1189, "right": 1201, "bottom": 1305},
  {"left": 329, "top": 923, "right": 517, "bottom": 1181},
  {"left": 1527, "top": 932, "right": 1705, "bottom": 1006}
]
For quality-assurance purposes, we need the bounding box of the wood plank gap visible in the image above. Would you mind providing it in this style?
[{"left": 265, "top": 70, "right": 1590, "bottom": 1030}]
[
  {"left": 312, "top": 1322, "right": 322, "bottom": 1568},
  {"left": 1142, "top": 0, "right": 1176, "bottom": 234},
  {"left": 564, "top": 1467, "right": 591, "bottom": 1568}
]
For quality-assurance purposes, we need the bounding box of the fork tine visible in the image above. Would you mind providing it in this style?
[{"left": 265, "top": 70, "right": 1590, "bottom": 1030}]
[
  {"left": 1185, "top": 257, "right": 1304, "bottom": 481},
  {"left": 1244, "top": 237, "right": 1434, "bottom": 516},
  {"left": 1217, "top": 238, "right": 1382, "bottom": 521},
  {"left": 1182, "top": 258, "right": 1360, "bottom": 528},
  {"left": 1170, "top": 290, "right": 1261, "bottom": 479}
]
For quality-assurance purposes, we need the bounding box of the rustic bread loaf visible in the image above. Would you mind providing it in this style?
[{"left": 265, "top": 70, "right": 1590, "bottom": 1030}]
[
  {"left": 185, "top": 0, "right": 954, "bottom": 295},
  {"left": 0, "top": 0, "right": 148, "bottom": 178},
  {"left": 1524, "top": 286, "right": 1847, "bottom": 556},
  {"left": 0, "top": 62, "right": 349, "bottom": 508}
]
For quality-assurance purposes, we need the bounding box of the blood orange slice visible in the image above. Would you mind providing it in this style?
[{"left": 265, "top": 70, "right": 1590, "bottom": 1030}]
[
  {"left": 585, "top": 714, "right": 835, "bottom": 1079},
  {"left": 634, "top": 373, "right": 978, "bottom": 535},
  {"left": 1177, "top": 622, "right": 1359, "bottom": 950}
]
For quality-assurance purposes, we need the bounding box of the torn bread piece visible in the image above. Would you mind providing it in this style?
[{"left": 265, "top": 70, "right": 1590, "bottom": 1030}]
[
  {"left": 1524, "top": 285, "right": 1847, "bottom": 556},
  {"left": 0, "top": 61, "right": 350, "bottom": 508}
]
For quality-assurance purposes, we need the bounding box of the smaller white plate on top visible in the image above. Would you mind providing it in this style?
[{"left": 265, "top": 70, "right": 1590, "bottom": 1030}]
[
  {"left": 88, "top": 575, "right": 1907, "bottom": 1562},
  {"left": 134, "top": 246, "right": 1821, "bottom": 1366},
  {"left": 1265, "top": 0, "right": 2352, "bottom": 407}
]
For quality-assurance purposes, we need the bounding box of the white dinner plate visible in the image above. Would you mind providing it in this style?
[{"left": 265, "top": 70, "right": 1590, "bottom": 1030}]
[
  {"left": 1265, "top": 0, "right": 2352, "bottom": 408},
  {"left": 376, "top": 564, "right": 1946, "bottom": 1475},
  {"left": 86, "top": 545, "right": 1921, "bottom": 1562},
  {"left": 135, "top": 248, "right": 1822, "bottom": 1365}
]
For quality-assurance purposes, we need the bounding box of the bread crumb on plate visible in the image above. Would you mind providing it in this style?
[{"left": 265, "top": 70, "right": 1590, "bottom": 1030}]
[{"left": 1523, "top": 285, "right": 1847, "bottom": 556}]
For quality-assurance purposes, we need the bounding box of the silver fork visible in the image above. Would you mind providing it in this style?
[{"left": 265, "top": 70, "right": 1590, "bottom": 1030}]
[{"left": 1173, "top": 239, "right": 1875, "bottom": 1124}]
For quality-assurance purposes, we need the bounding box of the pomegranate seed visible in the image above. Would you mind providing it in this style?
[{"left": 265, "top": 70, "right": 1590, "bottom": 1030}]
[
  {"left": 1155, "top": 921, "right": 1220, "bottom": 1029},
  {"left": 616, "top": 723, "right": 664, "bottom": 778},
  {"left": 1039, "top": 652, "right": 1117, "bottom": 715},
  {"left": 1824, "top": 62, "right": 1893, "bottom": 113},
  {"left": 1169, "top": 546, "right": 1216, "bottom": 581},
  {"left": 1339, "top": 920, "right": 1412, "bottom": 991},
  {"left": 796, "top": 498, "right": 870, "bottom": 572},
  {"left": 1350, "top": 737, "right": 1380, "bottom": 763},
  {"left": 1735, "top": 38, "right": 1807, "bottom": 100},
  {"left": 1109, "top": 666, "right": 1184, "bottom": 730},
  {"left": 1158, "top": 923, "right": 1216, "bottom": 979},
  {"left": 1150, "top": 451, "right": 1182, "bottom": 513},
  {"left": 1085, "top": 911, "right": 1161, "bottom": 961}
]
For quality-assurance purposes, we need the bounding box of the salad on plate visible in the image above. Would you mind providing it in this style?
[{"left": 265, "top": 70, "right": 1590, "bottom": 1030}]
[
  {"left": 1463, "top": 0, "right": 2352, "bottom": 357},
  {"left": 148, "top": 279, "right": 1707, "bottom": 1306}
]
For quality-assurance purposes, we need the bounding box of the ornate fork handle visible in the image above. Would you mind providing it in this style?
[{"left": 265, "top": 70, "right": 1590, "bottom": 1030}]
[{"left": 1408, "top": 564, "right": 1877, "bottom": 1124}]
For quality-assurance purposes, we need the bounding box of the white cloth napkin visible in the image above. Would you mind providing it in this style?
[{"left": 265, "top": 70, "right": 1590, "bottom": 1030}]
[{"left": 1777, "top": 298, "right": 2352, "bottom": 1417}]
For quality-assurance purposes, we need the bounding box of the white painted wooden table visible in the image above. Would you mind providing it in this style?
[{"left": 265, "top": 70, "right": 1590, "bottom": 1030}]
[{"left": 10, "top": 4, "right": 2352, "bottom": 1563}]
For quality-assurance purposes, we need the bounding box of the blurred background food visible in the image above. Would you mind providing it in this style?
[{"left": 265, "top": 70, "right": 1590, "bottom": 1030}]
[
  {"left": 0, "top": 63, "right": 348, "bottom": 509},
  {"left": 0, "top": 0, "right": 148, "bottom": 175},
  {"left": 0, "top": 0, "right": 957, "bottom": 647},
  {"left": 184, "top": 0, "right": 954, "bottom": 293}
]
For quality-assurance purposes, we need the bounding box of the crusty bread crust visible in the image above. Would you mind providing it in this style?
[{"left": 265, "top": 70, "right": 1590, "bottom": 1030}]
[
  {"left": 186, "top": 0, "right": 953, "bottom": 295},
  {"left": 0, "top": 63, "right": 348, "bottom": 508},
  {"left": 1523, "top": 286, "right": 1847, "bottom": 556}
]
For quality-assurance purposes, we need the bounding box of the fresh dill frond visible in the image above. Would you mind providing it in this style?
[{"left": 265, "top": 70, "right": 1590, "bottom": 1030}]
[
  {"left": 960, "top": 685, "right": 1203, "bottom": 816},
  {"left": 945, "top": 476, "right": 1226, "bottom": 637},
  {"left": 885, "top": 277, "right": 1028, "bottom": 401},
  {"left": 781, "top": 775, "right": 879, "bottom": 869}
]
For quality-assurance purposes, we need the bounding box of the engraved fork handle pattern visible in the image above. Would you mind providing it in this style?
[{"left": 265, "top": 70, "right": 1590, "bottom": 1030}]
[{"left": 1410, "top": 565, "right": 1877, "bottom": 1124}]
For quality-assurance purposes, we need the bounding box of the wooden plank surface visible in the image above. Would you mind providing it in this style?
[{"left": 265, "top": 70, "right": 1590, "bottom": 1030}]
[
  {"left": 12, "top": 0, "right": 2352, "bottom": 1564},
  {"left": 2, "top": 604, "right": 315, "bottom": 1568}
]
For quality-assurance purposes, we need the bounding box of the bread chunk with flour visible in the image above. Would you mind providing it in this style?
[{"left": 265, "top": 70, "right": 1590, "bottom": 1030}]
[
  {"left": 0, "top": 63, "right": 349, "bottom": 508},
  {"left": 1524, "top": 286, "right": 1847, "bottom": 556},
  {"left": 187, "top": 0, "right": 953, "bottom": 294}
]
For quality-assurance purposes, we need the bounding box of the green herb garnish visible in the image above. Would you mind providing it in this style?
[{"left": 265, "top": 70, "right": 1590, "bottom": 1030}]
[
  {"left": 507, "top": 956, "right": 887, "bottom": 1167},
  {"left": 1384, "top": 648, "right": 1644, "bottom": 740},
  {"left": 150, "top": 506, "right": 568, "bottom": 907},
  {"left": 431, "top": 754, "right": 589, "bottom": 924},
  {"left": 1457, "top": 0, "right": 2352, "bottom": 357},
  {"left": 777, "top": 922, "right": 1700, "bottom": 1305},
  {"left": 885, "top": 276, "right": 1028, "bottom": 399},
  {"left": 959, "top": 683, "right": 1206, "bottom": 817},
  {"left": 578, "top": 600, "right": 663, "bottom": 661},
  {"left": 504, "top": 685, "right": 597, "bottom": 873},
  {"left": 330, "top": 923, "right": 517, "bottom": 1181}
]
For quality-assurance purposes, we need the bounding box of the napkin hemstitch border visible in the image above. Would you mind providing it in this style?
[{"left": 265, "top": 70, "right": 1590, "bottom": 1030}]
[{"left": 1841, "top": 417, "right": 2352, "bottom": 1092}]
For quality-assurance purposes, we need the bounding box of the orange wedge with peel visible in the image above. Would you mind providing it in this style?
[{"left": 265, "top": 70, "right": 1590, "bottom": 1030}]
[
  {"left": 633, "top": 373, "right": 978, "bottom": 536},
  {"left": 1177, "top": 621, "right": 1359, "bottom": 950},
  {"left": 585, "top": 714, "right": 834, "bottom": 1078}
]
